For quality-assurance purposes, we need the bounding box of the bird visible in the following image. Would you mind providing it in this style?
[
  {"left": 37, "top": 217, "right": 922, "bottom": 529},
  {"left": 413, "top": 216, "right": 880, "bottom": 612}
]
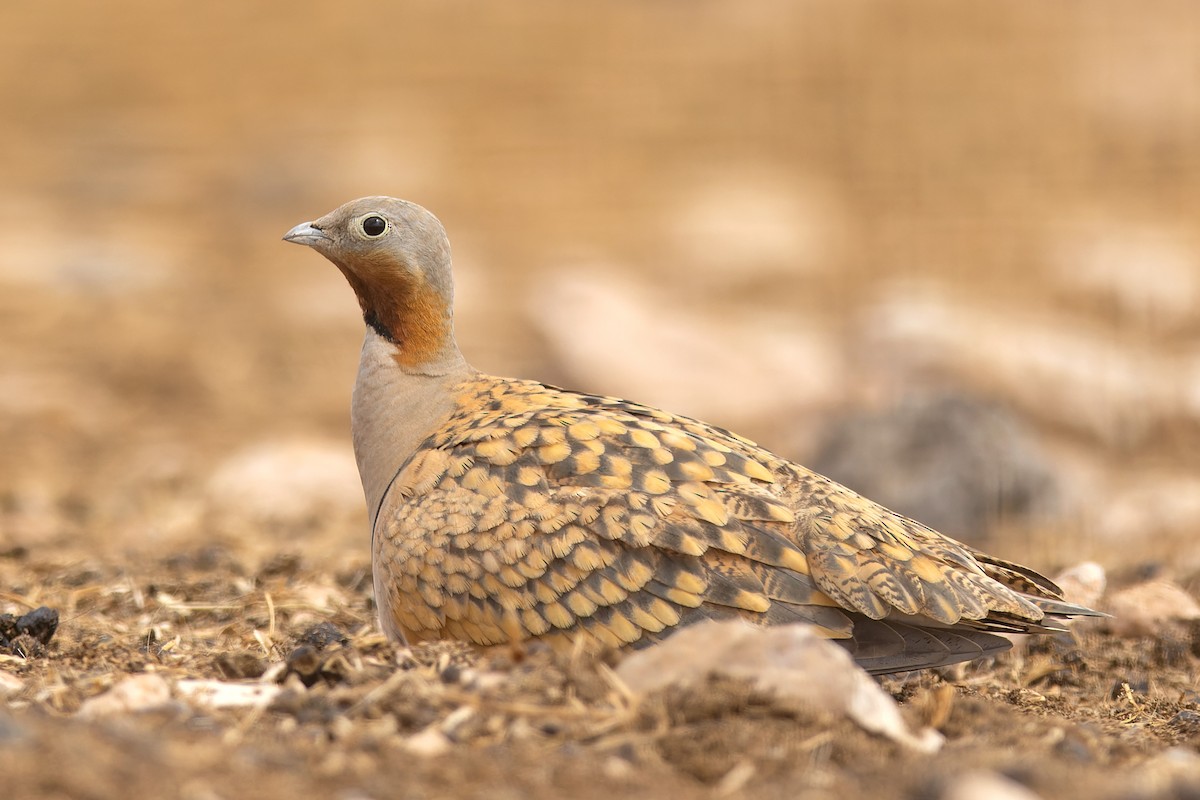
[{"left": 283, "top": 196, "right": 1099, "bottom": 674}]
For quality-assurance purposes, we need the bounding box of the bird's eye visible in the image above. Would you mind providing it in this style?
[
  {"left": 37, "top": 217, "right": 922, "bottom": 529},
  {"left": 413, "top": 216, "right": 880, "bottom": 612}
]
[{"left": 361, "top": 215, "right": 388, "bottom": 237}]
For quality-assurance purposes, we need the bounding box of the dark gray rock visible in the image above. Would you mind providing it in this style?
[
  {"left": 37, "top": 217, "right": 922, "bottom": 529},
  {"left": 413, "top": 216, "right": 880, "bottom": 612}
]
[{"left": 808, "top": 393, "right": 1057, "bottom": 545}]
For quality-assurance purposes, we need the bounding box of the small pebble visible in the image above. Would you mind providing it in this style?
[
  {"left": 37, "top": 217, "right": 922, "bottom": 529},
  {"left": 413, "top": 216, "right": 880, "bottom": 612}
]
[{"left": 78, "top": 674, "right": 172, "bottom": 718}]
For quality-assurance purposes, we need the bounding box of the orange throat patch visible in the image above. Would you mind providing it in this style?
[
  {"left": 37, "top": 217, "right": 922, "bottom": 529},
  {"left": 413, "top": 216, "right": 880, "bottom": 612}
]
[{"left": 343, "top": 266, "right": 452, "bottom": 370}]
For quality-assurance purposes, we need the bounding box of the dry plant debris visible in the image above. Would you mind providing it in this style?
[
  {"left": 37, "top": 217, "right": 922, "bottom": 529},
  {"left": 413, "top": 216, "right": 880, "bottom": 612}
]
[{"left": 0, "top": 552, "right": 1199, "bottom": 798}]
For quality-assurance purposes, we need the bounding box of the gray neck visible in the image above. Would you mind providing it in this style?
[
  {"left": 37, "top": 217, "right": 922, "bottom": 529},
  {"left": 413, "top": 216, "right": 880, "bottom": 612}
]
[{"left": 351, "top": 327, "right": 471, "bottom": 530}]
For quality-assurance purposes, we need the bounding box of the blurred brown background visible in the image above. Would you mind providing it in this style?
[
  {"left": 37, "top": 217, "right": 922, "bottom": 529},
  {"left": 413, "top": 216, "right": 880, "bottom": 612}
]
[{"left": 3, "top": 1, "right": 1199, "bottom": 572}]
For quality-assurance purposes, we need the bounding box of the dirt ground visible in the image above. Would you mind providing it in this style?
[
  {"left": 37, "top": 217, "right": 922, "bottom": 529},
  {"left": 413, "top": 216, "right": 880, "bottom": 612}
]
[
  {"left": 2, "top": 557, "right": 1200, "bottom": 800},
  {"left": 4, "top": 3, "right": 1200, "bottom": 798}
]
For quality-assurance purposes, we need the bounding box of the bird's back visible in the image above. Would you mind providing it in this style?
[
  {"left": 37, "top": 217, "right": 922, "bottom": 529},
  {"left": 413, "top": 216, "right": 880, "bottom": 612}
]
[{"left": 371, "top": 373, "right": 1090, "bottom": 673}]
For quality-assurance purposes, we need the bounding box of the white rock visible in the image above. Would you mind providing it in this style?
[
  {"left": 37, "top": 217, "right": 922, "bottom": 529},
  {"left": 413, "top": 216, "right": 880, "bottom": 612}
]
[
  {"left": 175, "top": 679, "right": 282, "bottom": 710},
  {"left": 402, "top": 726, "right": 452, "bottom": 757},
  {"left": 0, "top": 671, "right": 24, "bottom": 695},
  {"left": 601, "top": 755, "right": 635, "bottom": 781},
  {"left": 531, "top": 269, "right": 842, "bottom": 432},
  {"left": 206, "top": 439, "right": 362, "bottom": 525},
  {"left": 1048, "top": 222, "right": 1200, "bottom": 327},
  {"left": 438, "top": 705, "right": 477, "bottom": 739},
  {"left": 1053, "top": 562, "right": 1107, "bottom": 610},
  {"left": 1106, "top": 580, "right": 1200, "bottom": 638},
  {"left": 942, "top": 771, "right": 1044, "bottom": 800},
  {"left": 1154, "top": 746, "right": 1200, "bottom": 769},
  {"left": 294, "top": 582, "right": 350, "bottom": 613},
  {"left": 78, "top": 673, "right": 172, "bottom": 718},
  {"left": 615, "top": 620, "right": 942, "bottom": 753},
  {"left": 862, "top": 285, "right": 1199, "bottom": 446}
]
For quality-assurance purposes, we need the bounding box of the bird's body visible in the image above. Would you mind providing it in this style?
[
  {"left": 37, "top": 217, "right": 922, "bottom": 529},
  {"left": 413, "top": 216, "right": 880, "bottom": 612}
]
[{"left": 284, "top": 197, "right": 1097, "bottom": 674}]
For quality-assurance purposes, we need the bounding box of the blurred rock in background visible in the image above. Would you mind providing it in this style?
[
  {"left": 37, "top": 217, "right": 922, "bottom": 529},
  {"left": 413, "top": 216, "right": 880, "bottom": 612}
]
[{"left": 808, "top": 394, "right": 1057, "bottom": 546}]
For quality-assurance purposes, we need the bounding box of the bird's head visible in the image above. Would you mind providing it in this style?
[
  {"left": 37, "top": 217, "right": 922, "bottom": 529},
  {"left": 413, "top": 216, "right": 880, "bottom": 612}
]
[{"left": 284, "top": 196, "right": 460, "bottom": 371}]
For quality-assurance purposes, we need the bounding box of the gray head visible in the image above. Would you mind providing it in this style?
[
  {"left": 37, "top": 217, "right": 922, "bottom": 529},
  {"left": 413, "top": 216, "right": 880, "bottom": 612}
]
[{"left": 284, "top": 197, "right": 460, "bottom": 370}]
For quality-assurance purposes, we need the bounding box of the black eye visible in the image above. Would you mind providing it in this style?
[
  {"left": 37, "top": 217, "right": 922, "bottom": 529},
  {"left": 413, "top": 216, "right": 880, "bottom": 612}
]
[{"left": 362, "top": 215, "right": 387, "bottom": 237}]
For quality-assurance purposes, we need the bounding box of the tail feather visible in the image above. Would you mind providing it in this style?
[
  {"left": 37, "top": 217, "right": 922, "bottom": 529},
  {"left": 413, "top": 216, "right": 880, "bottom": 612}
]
[
  {"left": 839, "top": 617, "right": 1013, "bottom": 674},
  {"left": 970, "top": 549, "right": 1065, "bottom": 598}
]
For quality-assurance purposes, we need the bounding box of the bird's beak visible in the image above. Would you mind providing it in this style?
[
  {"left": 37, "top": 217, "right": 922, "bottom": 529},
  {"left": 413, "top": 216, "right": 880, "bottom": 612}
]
[{"left": 282, "top": 221, "right": 330, "bottom": 247}]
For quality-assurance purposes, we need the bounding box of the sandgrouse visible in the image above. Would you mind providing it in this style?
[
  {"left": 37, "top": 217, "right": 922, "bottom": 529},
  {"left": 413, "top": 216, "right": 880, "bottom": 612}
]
[{"left": 284, "top": 197, "right": 1097, "bottom": 674}]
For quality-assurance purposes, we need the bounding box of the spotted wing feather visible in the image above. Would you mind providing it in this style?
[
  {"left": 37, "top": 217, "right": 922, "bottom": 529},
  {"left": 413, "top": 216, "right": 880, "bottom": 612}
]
[{"left": 372, "top": 376, "right": 1093, "bottom": 671}]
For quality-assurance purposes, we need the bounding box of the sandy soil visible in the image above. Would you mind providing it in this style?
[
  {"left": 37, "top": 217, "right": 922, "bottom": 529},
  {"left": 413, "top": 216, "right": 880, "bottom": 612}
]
[
  {"left": 3, "top": 3, "right": 1200, "bottom": 798},
  {"left": 1, "top": 552, "right": 1199, "bottom": 799}
]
